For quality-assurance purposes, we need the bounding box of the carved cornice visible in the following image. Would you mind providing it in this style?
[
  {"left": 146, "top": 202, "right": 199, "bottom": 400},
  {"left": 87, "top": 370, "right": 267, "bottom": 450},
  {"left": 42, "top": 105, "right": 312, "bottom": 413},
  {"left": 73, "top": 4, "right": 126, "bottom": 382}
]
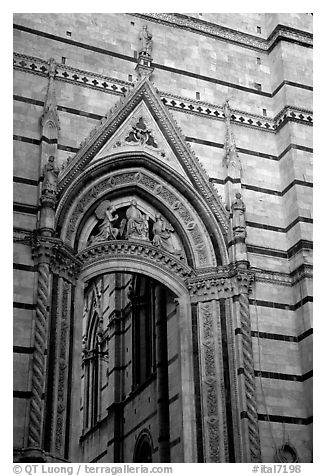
[
  {"left": 130, "top": 14, "right": 313, "bottom": 52},
  {"left": 77, "top": 240, "right": 194, "bottom": 281},
  {"left": 14, "top": 53, "right": 313, "bottom": 134},
  {"left": 186, "top": 265, "right": 254, "bottom": 300},
  {"left": 30, "top": 233, "right": 81, "bottom": 279}
]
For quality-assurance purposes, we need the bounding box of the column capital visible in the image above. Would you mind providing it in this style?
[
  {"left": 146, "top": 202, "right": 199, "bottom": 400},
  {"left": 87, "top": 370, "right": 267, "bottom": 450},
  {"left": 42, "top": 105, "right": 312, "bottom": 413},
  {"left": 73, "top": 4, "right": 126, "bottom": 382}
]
[{"left": 186, "top": 264, "right": 255, "bottom": 301}]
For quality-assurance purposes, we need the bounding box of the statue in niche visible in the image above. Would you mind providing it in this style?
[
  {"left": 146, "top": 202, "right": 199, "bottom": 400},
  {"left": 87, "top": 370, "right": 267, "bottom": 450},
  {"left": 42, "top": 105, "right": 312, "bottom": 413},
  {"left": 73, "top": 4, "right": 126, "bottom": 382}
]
[
  {"left": 231, "top": 192, "right": 246, "bottom": 237},
  {"left": 152, "top": 213, "right": 181, "bottom": 256},
  {"left": 42, "top": 155, "right": 59, "bottom": 196},
  {"left": 90, "top": 200, "right": 119, "bottom": 244},
  {"left": 122, "top": 199, "right": 149, "bottom": 240},
  {"left": 139, "top": 25, "right": 153, "bottom": 57}
]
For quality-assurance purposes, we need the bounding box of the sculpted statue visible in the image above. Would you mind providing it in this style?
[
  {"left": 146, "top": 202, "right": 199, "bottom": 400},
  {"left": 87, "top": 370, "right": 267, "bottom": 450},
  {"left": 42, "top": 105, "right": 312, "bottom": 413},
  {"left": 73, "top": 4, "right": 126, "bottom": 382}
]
[
  {"left": 124, "top": 199, "right": 149, "bottom": 240},
  {"left": 231, "top": 192, "right": 246, "bottom": 236},
  {"left": 42, "top": 156, "right": 59, "bottom": 196},
  {"left": 139, "top": 25, "right": 153, "bottom": 57},
  {"left": 223, "top": 98, "right": 231, "bottom": 121},
  {"left": 90, "top": 200, "right": 119, "bottom": 244},
  {"left": 152, "top": 213, "right": 180, "bottom": 255}
]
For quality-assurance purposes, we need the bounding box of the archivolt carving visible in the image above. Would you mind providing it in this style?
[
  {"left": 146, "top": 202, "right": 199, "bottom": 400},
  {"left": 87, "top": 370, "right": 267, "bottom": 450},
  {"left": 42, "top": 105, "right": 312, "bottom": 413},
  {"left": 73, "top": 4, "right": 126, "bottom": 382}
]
[
  {"left": 78, "top": 241, "right": 194, "bottom": 280},
  {"left": 63, "top": 170, "right": 211, "bottom": 266}
]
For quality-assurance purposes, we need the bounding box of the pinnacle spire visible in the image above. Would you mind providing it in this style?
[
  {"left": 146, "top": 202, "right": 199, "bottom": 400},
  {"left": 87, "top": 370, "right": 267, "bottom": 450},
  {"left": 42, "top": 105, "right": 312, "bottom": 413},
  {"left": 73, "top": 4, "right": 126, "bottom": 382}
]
[
  {"left": 41, "top": 58, "right": 60, "bottom": 130},
  {"left": 223, "top": 99, "right": 241, "bottom": 173}
]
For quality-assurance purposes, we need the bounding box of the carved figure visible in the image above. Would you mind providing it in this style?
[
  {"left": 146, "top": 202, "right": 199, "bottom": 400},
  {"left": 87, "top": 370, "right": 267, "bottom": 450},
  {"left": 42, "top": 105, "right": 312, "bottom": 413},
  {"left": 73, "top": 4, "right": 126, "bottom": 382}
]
[
  {"left": 223, "top": 98, "right": 231, "bottom": 121},
  {"left": 152, "top": 213, "right": 180, "bottom": 255},
  {"left": 231, "top": 192, "right": 246, "bottom": 235},
  {"left": 91, "top": 200, "right": 119, "bottom": 243},
  {"left": 124, "top": 199, "right": 149, "bottom": 240},
  {"left": 42, "top": 156, "right": 59, "bottom": 196},
  {"left": 139, "top": 26, "right": 153, "bottom": 57}
]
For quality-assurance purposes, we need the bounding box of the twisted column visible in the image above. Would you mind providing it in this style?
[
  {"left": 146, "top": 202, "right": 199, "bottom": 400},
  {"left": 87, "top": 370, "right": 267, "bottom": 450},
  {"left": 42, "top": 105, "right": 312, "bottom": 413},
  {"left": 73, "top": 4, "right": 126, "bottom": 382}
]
[
  {"left": 28, "top": 262, "right": 50, "bottom": 448},
  {"left": 239, "top": 292, "right": 261, "bottom": 462}
]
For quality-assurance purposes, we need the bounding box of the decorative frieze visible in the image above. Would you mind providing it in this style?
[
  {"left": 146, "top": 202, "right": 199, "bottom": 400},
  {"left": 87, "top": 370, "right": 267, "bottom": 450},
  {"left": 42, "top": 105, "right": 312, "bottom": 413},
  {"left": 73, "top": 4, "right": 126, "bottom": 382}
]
[
  {"left": 187, "top": 266, "right": 254, "bottom": 301},
  {"left": 78, "top": 240, "right": 194, "bottom": 280},
  {"left": 130, "top": 13, "right": 313, "bottom": 52},
  {"left": 14, "top": 53, "right": 313, "bottom": 136}
]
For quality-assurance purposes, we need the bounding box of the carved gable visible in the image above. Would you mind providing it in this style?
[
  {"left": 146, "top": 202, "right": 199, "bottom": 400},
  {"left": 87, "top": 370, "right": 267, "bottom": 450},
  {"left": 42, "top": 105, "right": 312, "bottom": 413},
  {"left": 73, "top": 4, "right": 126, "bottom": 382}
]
[
  {"left": 58, "top": 77, "right": 229, "bottom": 233},
  {"left": 91, "top": 101, "right": 188, "bottom": 179}
]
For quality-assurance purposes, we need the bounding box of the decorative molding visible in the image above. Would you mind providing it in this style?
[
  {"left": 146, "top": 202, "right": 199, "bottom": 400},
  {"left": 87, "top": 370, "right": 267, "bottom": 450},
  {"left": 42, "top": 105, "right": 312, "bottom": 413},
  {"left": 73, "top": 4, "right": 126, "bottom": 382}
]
[
  {"left": 31, "top": 233, "right": 82, "bottom": 281},
  {"left": 28, "top": 260, "right": 50, "bottom": 448},
  {"left": 14, "top": 53, "right": 313, "bottom": 134},
  {"left": 238, "top": 292, "right": 261, "bottom": 461},
  {"left": 77, "top": 240, "right": 194, "bottom": 281},
  {"left": 186, "top": 266, "right": 254, "bottom": 301},
  {"left": 55, "top": 280, "right": 70, "bottom": 454},
  {"left": 199, "top": 302, "right": 221, "bottom": 462},
  {"left": 130, "top": 14, "right": 313, "bottom": 52}
]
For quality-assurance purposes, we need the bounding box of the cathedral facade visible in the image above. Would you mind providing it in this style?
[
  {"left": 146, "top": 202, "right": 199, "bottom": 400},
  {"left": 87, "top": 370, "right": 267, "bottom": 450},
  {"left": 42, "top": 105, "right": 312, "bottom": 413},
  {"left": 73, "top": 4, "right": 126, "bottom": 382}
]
[{"left": 13, "top": 13, "right": 313, "bottom": 463}]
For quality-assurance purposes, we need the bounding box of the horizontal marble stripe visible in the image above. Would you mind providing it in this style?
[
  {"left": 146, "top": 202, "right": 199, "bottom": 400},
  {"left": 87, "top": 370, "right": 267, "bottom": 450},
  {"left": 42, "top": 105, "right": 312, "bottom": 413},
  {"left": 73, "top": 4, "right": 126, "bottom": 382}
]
[
  {"left": 13, "top": 176, "right": 39, "bottom": 186},
  {"left": 14, "top": 24, "right": 312, "bottom": 98},
  {"left": 13, "top": 301, "right": 35, "bottom": 310},
  {"left": 13, "top": 390, "right": 32, "bottom": 399},
  {"left": 235, "top": 328, "right": 313, "bottom": 343},
  {"left": 257, "top": 414, "right": 312, "bottom": 425},
  {"left": 254, "top": 369, "right": 312, "bottom": 382},
  {"left": 13, "top": 346, "right": 34, "bottom": 354},
  {"left": 13, "top": 263, "right": 36, "bottom": 272},
  {"left": 13, "top": 202, "right": 38, "bottom": 215},
  {"left": 249, "top": 295, "right": 312, "bottom": 311}
]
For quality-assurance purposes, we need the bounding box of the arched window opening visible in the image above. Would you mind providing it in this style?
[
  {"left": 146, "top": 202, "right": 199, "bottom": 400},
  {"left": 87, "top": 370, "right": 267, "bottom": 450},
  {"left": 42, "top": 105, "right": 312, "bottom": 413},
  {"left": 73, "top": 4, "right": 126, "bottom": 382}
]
[
  {"left": 134, "top": 432, "right": 153, "bottom": 463},
  {"left": 82, "top": 280, "right": 108, "bottom": 431},
  {"left": 131, "top": 275, "right": 156, "bottom": 388}
]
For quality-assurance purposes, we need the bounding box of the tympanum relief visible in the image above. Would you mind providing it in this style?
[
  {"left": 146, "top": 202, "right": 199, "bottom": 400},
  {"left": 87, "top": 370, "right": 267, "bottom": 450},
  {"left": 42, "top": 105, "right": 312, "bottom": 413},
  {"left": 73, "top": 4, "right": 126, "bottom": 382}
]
[{"left": 87, "top": 199, "right": 184, "bottom": 258}]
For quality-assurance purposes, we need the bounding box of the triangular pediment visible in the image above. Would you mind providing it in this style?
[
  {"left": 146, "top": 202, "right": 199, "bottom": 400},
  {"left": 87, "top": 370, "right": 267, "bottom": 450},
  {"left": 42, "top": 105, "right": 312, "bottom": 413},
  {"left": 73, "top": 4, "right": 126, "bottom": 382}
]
[
  {"left": 58, "top": 77, "right": 229, "bottom": 231},
  {"left": 90, "top": 100, "right": 188, "bottom": 180}
]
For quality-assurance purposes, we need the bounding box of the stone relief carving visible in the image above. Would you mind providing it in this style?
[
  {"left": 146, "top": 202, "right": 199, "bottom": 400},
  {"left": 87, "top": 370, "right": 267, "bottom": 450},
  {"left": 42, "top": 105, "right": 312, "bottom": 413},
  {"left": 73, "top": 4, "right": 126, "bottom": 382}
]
[
  {"left": 125, "top": 117, "right": 158, "bottom": 148},
  {"left": 87, "top": 198, "right": 186, "bottom": 261},
  {"left": 112, "top": 116, "right": 169, "bottom": 159},
  {"left": 200, "top": 302, "right": 220, "bottom": 462},
  {"left": 152, "top": 213, "right": 182, "bottom": 256},
  {"left": 231, "top": 192, "right": 246, "bottom": 238},
  {"left": 90, "top": 200, "right": 119, "bottom": 244},
  {"left": 55, "top": 280, "right": 70, "bottom": 453},
  {"left": 64, "top": 171, "right": 210, "bottom": 266}
]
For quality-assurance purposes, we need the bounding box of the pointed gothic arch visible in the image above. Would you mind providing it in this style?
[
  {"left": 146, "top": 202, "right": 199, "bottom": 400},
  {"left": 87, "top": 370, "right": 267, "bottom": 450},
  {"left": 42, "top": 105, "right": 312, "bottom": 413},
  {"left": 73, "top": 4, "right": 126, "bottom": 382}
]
[{"left": 26, "top": 75, "right": 261, "bottom": 465}]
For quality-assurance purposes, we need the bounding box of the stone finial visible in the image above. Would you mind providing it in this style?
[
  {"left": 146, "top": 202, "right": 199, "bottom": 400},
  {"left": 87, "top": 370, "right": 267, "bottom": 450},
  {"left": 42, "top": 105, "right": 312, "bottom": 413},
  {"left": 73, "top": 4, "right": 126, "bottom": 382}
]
[{"left": 41, "top": 58, "right": 60, "bottom": 130}]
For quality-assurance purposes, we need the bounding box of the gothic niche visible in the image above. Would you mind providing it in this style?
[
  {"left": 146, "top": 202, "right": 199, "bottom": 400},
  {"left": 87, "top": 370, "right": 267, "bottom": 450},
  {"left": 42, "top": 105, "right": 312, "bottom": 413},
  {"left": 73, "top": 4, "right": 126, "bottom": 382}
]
[{"left": 87, "top": 199, "right": 184, "bottom": 258}]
